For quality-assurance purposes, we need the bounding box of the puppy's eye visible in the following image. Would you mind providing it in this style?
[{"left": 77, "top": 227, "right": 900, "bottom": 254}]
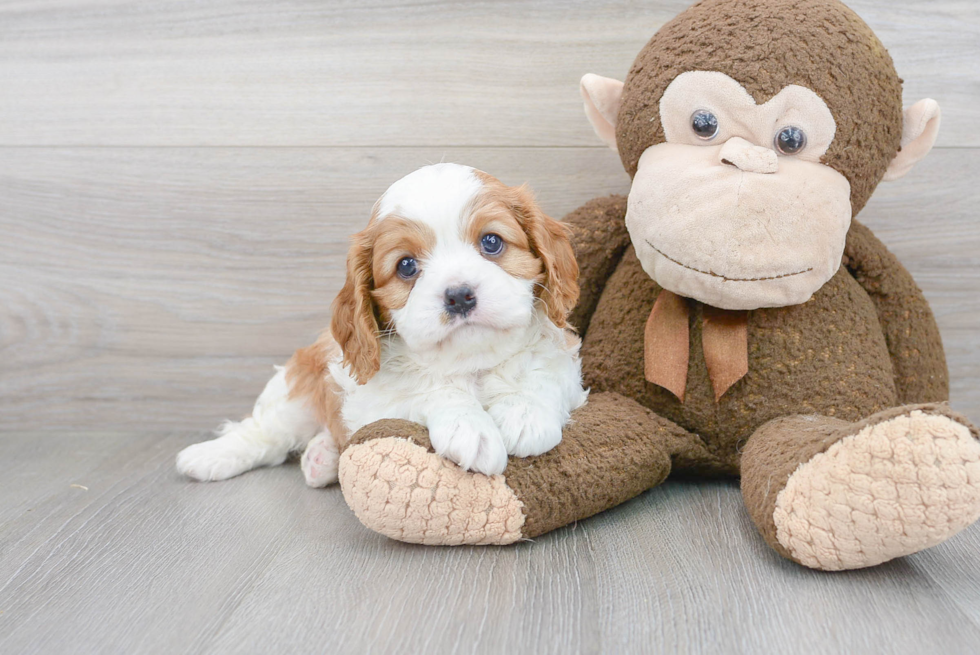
[
  {"left": 396, "top": 257, "right": 418, "bottom": 279},
  {"left": 691, "top": 110, "right": 719, "bottom": 140},
  {"left": 480, "top": 233, "right": 504, "bottom": 256},
  {"left": 774, "top": 126, "right": 807, "bottom": 155}
]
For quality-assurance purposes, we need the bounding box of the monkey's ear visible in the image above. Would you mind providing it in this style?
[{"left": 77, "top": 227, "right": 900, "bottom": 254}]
[
  {"left": 580, "top": 74, "right": 624, "bottom": 151},
  {"left": 883, "top": 99, "right": 941, "bottom": 182}
]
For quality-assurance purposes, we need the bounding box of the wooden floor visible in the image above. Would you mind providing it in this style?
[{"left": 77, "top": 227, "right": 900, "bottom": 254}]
[
  {"left": 2, "top": 1, "right": 980, "bottom": 653},
  {"left": 2, "top": 433, "right": 979, "bottom": 654}
]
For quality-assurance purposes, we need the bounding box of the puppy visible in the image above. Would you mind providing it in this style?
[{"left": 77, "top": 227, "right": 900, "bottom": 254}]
[{"left": 176, "top": 163, "right": 588, "bottom": 485}]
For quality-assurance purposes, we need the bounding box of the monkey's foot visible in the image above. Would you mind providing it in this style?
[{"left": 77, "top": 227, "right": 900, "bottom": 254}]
[
  {"left": 337, "top": 394, "right": 679, "bottom": 546},
  {"left": 338, "top": 421, "right": 525, "bottom": 545},
  {"left": 771, "top": 407, "right": 980, "bottom": 570}
]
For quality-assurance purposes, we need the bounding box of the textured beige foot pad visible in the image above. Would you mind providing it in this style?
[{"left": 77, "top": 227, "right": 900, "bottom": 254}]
[
  {"left": 338, "top": 437, "right": 525, "bottom": 545},
  {"left": 774, "top": 410, "right": 980, "bottom": 570}
]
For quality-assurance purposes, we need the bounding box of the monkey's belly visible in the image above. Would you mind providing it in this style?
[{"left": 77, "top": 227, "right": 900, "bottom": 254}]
[{"left": 580, "top": 248, "right": 897, "bottom": 469}]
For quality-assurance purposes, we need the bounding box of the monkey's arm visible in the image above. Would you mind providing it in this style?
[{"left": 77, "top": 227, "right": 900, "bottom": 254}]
[
  {"left": 843, "top": 219, "right": 949, "bottom": 403},
  {"left": 561, "top": 195, "right": 632, "bottom": 336}
]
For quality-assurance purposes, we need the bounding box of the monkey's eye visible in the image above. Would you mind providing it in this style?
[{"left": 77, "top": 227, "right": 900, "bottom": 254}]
[
  {"left": 396, "top": 257, "right": 418, "bottom": 279},
  {"left": 774, "top": 126, "right": 807, "bottom": 155},
  {"left": 691, "top": 110, "right": 719, "bottom": 140},
  {"left": 480, "top": 233, "right": 505, "bottom": 256}
]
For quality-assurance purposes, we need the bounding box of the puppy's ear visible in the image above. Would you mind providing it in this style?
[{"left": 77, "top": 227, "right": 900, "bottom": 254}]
[
  {"left": 331, "top": 226, "right": 381, "bottom": 384},
  {"left": 513, "top": 185, "right": 580, "bottom": 328}
]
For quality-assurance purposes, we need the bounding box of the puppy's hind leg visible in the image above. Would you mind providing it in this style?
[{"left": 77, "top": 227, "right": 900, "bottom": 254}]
[{"left": 177, "top": 366, "right": 321, "bottom": 481}]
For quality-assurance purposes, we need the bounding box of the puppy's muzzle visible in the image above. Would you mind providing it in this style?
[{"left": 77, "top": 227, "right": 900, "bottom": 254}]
[{"left": 444, "top": 285, "right": 477, "bottom": 317}]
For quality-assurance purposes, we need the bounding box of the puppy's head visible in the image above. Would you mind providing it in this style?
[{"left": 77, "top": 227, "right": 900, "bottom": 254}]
[{"left": 331, "top": 163, "right": 579, "bottom": 384}]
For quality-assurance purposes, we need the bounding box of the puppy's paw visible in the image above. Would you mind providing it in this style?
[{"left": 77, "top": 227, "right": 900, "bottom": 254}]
[
  {"left": 176, "top": 437, "right": 255, "bottom": 482},
  {"left": 301, "top": 432, "right": 339, "bottom": 488},
  {"left": 489, "top": 397, "right": 563, "bottom": 458},
  {"left": 428, "top": 409, "right": 508, "bottom": 476}
]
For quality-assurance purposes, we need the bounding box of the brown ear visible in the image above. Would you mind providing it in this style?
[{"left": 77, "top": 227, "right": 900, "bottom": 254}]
[
  {"left": 330, "top": 227, "right": 381, "bottom": 384},
  {"left": 512, "top": 185, "right": 580, "bottom": 327}
]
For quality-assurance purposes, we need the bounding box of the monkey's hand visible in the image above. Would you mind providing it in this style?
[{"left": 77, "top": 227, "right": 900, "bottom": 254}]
[{"left": 843, "top": 219, "right": 948, "bottom": 404}]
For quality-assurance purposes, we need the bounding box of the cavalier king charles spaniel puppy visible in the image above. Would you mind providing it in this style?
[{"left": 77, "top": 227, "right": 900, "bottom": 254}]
[{"left": 176, "top": 163, "right": 588, "bottom": 485}]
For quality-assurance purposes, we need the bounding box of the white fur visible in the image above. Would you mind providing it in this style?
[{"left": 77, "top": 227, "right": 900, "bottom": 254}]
[
  {"left": 332, "top": 308, "right": 587, "bottom": 474},
  {"left": 176, "top": 367, "right": 321, "bottom": 481},
  {"left": 378, "top": 165, "right": 543, "bottom": 364},
  {"left": 177, "top": 163, "right": 587, "bottom": 483},
  {"left": 376, "top": 163, "right": 485, "bottom": 233},
  {"left": 301, "top": 432, "right": 340, "bottom": 488}
]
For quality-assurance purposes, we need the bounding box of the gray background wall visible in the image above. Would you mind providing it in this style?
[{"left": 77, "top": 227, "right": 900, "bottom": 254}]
[{"left": 2, "top": 0, "right": 978, "bottom": 430}]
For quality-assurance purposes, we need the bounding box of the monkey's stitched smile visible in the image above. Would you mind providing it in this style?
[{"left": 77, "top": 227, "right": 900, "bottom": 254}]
[{"left": 646, "top": 240, "right": 813, "bottom": 282}]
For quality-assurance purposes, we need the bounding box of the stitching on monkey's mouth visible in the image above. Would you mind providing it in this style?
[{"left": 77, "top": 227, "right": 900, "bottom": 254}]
[{"left": 646, "top": 240, "right": 813, "bottom": 282}]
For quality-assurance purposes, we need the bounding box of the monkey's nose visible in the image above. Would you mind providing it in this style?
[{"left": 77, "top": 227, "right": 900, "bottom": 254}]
[
  {"left": 444, "top": 285, "right": 477, "bottom": 317},
  {"left": 719, "top": 137, "right": 778, "bottom": 174}
]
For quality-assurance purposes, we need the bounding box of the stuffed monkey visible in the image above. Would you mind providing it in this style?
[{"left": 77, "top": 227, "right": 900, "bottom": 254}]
[{"left": 336, "top": 0, "right": 980, "bottom": 570}]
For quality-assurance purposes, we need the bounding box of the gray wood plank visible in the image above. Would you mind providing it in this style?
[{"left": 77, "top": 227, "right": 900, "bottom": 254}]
[
  {"left": 587, "top": 482, "right": 980, "bottom": 654},
  {"left": 0, "top": 432, "right": 132, "bottom": 525},
  {"left": 1, "top": 433, "right": 979, "bottom": 655},
  {"left": 0, "top": 0, "right": 976, "bottom": 147},
  {"left": 908, "top": 523, "right": 980, "bottom": 630},
  {"left": 207, "top": 514, "right": 602, "bottom": 654},
  {"left": 0, "top": 433, "right": 312, "bottom": 655},
  {"left": 0, "top": 145, "right": 630, "bottom": 432},
  {"left": 3, "top": 146, "right": 978, "bottom": 432}
]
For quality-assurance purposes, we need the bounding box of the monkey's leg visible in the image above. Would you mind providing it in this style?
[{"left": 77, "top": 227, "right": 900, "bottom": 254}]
[
  {"left": 337, "top": 392, "right": 698, "bottom": 545},
  {"left": 741, "top": 404, "right": 980, "bottom": 571}
]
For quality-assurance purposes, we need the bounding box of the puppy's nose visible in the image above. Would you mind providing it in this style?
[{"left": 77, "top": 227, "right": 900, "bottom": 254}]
[{"left": 444, "top": 286, "right": 477, "bottom": 316}]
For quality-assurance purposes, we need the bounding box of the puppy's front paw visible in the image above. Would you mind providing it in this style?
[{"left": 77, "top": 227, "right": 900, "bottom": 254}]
[
  {"left": 176, "top": 438, "right": 254, "bottom": 482},
  {"left": 428, "top": 409, "right": 508, "bottom": 476},
  {"left": 301, "top": 432, "right": 339, "bottom": 488},
  {"left": 489, "top": 397, "right": 563, "bottom": 458}
]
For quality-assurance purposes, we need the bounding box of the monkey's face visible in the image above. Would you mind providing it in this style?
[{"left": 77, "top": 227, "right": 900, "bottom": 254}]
[
  {"left": 581, "top": 0, "right": 940, "bottom": 311},
  {"left": 625, "top": 72, "right": 852, "bottom": 310}
]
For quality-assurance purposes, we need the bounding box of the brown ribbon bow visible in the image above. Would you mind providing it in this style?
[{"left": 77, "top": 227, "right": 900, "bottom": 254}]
[{"left": 643, "top": 290, "right": 749, "bottom": 402}]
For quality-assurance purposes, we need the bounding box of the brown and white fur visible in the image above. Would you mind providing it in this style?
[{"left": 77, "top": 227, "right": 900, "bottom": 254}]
[{"left": 176, "top": 163, "right": 588, "bottom": 485}]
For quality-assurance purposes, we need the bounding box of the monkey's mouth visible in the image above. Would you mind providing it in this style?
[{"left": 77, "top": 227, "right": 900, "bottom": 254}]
[{"left": 646, "top": 241, "right": 813, "bottom": 282}]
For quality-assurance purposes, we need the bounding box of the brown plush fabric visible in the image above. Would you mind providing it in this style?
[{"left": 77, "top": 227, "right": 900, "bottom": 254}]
[
  {"left": 505, "top": 392, "right": 678, "bottom": 538},
  {"left": 616, "top": 0, "right": 903, "bottom": 216},
  {"left": 343, "top": 394, "right": 706, "bottom": 539},
  {"left": 561, "top": 195, "right": 632, "bottom": 337},
  {"left": 336, "top": 0, "right": 969, "bottom": 563},
  {"left": 343, "top": 418, "right": 433, "bottom": 453},
  {"left": 580, "top": 246, "right": 899, "bottom": 472},
  {"left": 740, "top": 402, "right": 972, "bottom": 562},
  {"left": 843, "top": 220, "right": 950, "bottom": 404},
  {"left": 741, "top": 413, "right": 852, "bottom": 561}
]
